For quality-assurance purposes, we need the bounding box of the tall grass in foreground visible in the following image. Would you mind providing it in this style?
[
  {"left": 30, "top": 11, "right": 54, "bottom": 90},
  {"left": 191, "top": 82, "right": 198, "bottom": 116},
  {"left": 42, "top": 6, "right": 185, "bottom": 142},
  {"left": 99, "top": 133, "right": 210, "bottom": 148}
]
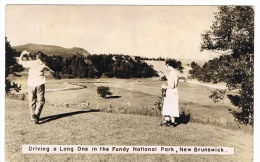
[
  {"left": 81, "top": 96, "right": 250, "bottom": 131},
  {"left": 95, "top": 93, "right": 192, "bottom": 126}
]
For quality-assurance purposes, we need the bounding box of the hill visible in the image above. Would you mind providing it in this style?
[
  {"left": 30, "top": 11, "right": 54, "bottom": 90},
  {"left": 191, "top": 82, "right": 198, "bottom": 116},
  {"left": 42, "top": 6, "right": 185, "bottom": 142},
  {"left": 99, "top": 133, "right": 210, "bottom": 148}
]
[
  {"left": 145, "top": 60, "right": 191, "bottom": 78},
  {"left": 179, "top": 58, "right": 206, "bottom": 67},
  {"left": 13, "top": 43, "right": 90, "bottom": 57}
]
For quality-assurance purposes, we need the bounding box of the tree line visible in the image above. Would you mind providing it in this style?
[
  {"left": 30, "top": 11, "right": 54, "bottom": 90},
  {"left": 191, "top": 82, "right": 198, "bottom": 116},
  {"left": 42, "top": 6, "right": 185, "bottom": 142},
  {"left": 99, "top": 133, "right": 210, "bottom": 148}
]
[
  {"left": 5, "top": 36, "right": 159, "bottom": 92},
  {"left": 43, "top": 53, "right": 159, "bottom": 79},
  {"left": 189, "top": 55, "right": 234, "bottom": 84}
]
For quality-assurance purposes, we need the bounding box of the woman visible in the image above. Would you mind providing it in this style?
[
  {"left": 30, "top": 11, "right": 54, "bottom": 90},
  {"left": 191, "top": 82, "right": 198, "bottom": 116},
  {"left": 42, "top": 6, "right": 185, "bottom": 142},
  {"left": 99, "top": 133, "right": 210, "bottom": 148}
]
[{"left": 161, "top": 60, "right": 183, "bottom": 127}]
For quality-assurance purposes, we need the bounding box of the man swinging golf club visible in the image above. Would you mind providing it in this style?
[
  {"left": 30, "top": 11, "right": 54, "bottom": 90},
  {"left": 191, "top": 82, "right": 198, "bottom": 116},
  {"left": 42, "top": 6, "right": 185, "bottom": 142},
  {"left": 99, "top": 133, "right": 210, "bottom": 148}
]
[{"left": 18, "top": 50, "right": 54, "bottom": 124}]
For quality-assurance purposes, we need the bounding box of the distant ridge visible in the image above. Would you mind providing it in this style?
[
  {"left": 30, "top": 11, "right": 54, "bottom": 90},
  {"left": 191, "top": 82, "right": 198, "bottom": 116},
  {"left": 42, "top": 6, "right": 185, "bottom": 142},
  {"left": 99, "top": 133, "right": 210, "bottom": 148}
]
[
  {"left": 13, "top": 43, "right": 90, "bottom": 57},
  {"left": 145, "top": 60, "right": 191, "bottom": 78}
]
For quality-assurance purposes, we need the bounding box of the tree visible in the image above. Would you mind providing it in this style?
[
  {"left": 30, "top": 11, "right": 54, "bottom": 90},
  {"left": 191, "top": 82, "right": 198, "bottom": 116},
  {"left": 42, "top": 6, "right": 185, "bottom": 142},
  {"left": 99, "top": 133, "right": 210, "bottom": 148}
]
[
  {"left": 5, "top": 37, "right": 24, "bottom": 93},
  {"left": 201, "top": 6, "right": 254, "bottom": 124},
  {"left": 42, "top": 53, "right": 158, "bottom": 79},
  {"left": 97, "top": 86, "right": 112, "bottom": 98}
]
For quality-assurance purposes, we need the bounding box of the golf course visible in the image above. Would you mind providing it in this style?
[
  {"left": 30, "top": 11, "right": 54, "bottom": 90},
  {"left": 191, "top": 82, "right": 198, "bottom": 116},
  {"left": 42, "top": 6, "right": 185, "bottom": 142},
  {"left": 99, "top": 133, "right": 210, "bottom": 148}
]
[{"left": 5, "top": 68, "right": 253, "bottom": 161}]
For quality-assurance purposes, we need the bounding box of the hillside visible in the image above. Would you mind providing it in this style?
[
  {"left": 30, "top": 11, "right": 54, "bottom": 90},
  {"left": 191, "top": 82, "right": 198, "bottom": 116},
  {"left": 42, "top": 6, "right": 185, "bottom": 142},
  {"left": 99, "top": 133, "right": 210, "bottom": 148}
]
[
  {"left": 5, "top": 98, "right": 253, "bottom": 162},
  {"left": 13, "top": 43, "right": 90, "bottom": 57},
  {"left": 144, "top": 60, "right": 227, "bottom": 89},
  {"left": 179, "top": 58, "right": 206, "bottom": 67},
  {"left": 145, "top": 60, "right": 191, "bottom": 78}
]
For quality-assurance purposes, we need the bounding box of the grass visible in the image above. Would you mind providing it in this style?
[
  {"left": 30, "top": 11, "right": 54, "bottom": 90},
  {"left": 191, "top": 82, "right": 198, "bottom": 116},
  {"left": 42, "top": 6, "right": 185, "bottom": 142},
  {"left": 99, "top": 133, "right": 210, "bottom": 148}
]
[
  {"left": 8, "top": 77, "right": 253, "bottom": 131},
  {"left": 44, "top": 78, "right": 251, "bottom": 130},
  {"left": 5, "top": 77, "right": 254, "bottom": 161},
  {"left": 5, "top": 99, "right": 253, "bottom": 162}
]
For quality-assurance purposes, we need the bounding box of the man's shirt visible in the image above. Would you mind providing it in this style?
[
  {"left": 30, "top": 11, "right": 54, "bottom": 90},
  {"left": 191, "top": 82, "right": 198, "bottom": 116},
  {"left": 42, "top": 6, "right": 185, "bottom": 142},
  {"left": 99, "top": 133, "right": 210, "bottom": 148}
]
[{"left": 19, "top": 59, "right": 47, "bottom": 87}]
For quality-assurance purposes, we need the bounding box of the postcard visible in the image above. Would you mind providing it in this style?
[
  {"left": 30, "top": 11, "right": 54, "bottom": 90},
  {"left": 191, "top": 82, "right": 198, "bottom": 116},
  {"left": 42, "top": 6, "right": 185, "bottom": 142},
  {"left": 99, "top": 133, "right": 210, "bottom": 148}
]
[{"left": 1, "top": 1, "right": 258, "bottom": 162}]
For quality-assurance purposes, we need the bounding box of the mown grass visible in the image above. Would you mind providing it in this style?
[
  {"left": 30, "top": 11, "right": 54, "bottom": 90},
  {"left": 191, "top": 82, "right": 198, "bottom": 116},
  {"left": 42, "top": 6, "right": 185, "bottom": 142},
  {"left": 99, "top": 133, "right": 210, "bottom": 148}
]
[
  {"left": 5, "top": 99, "right": 253, "bottom": 162},
  {"left": 40, "top": 78, "right": 252, "bottom": 132},
  {"left": 7, "top": 77, "right": 253, "bottom": 132}
]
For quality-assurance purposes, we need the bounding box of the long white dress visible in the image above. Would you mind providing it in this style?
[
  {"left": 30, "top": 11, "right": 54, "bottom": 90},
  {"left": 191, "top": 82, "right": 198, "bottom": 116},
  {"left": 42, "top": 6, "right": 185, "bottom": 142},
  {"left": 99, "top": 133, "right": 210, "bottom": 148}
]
[{"left": 162, "top": 69, "right": 179, "bottom": 117}]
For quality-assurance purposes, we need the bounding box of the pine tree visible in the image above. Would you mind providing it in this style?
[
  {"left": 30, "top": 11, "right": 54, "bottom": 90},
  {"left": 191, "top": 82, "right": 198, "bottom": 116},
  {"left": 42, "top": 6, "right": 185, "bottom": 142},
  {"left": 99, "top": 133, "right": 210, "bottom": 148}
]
[
  {"left": 5, "top": 37, "right": 24, "bottom": 93},
  {"left": 201, "top": 6, "right": 254, "bottom": 124}
]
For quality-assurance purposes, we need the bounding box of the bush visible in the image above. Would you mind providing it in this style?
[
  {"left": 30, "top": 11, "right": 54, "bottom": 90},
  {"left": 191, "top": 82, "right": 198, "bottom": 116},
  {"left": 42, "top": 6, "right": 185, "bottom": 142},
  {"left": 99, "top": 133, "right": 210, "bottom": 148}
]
[
  {"left": 160, "top": 75, "right": 167, "bottom": 81},
  {"left": 154, "top": 93, "right": 164, "bottom": 112},
  {"left": 97, "top": 86, "right": 112, "bottom": 98},
  {"left": 103, "top": 71, "right": 114, "bottom": 78}
]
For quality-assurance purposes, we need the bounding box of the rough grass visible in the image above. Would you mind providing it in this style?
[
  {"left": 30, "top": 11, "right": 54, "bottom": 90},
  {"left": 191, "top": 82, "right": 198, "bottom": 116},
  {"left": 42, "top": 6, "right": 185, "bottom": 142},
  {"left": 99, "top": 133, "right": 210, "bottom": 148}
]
[{"left": 5, "top": 99, "right": 253, "bottom": 162}]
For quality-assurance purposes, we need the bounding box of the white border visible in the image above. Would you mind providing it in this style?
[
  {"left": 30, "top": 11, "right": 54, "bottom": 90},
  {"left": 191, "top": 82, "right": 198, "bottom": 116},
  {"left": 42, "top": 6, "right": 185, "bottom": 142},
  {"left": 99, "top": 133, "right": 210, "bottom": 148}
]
[
  {"left": 254, "top": 2, "right": 260, "bottom": 162},
  {"left": 0, "top": 1, "right": 6, "bottom": 162},
  {"left": 0, "top": 0, "right": 258, "bottom": 5},
  {"left": 1, "top": 0, "right": 259, "bottom": 162}
]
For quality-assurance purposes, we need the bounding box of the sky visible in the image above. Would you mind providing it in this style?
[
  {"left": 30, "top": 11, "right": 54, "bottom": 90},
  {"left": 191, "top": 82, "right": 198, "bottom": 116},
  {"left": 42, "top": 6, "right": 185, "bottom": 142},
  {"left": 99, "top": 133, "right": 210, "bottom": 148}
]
[{"left": 5, "top": 5, "right": 220, "bottom": 60}]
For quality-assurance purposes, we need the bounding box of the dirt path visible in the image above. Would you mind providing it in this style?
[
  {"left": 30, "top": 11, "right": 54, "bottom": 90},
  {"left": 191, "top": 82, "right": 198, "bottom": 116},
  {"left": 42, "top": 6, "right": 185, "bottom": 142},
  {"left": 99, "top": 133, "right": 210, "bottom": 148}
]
[{"left": 5, "top": 99, "right": 253, "bottom": 162}]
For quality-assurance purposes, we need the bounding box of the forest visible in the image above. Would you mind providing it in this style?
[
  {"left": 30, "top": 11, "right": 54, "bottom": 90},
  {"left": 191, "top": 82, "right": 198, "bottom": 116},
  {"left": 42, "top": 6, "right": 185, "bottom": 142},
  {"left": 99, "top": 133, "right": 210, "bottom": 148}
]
[{"left": 44, "top": 53, "right": 160, "bottom": 79}]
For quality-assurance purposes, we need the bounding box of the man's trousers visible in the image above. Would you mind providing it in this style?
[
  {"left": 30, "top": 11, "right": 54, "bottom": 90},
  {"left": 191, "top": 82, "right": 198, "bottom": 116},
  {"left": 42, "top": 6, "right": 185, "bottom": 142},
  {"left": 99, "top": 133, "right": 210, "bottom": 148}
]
[{"left": 28, "top": 84, "right": 45, "bottom": 119}]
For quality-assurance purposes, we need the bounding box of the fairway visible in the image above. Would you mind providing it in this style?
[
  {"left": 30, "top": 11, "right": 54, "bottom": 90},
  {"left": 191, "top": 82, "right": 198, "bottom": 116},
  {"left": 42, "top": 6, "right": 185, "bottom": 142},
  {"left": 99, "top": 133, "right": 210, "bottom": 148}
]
[{"left": 43, "top": 78, "right": 243, "bottom": 128}]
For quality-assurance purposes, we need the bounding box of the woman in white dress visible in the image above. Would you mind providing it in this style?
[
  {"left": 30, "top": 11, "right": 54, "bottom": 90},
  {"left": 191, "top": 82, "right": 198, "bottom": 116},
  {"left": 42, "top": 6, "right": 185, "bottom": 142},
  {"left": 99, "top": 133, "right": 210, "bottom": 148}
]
[{"left": 161, "top": 60, "right": 183, "bottom": 126}]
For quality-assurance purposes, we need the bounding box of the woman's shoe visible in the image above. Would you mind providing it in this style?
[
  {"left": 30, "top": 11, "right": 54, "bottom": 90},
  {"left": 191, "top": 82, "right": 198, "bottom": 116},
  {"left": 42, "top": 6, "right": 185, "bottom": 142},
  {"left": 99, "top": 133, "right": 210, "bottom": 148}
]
[{"left": 161, "top": 121, "right": 171, "bottom": 127}]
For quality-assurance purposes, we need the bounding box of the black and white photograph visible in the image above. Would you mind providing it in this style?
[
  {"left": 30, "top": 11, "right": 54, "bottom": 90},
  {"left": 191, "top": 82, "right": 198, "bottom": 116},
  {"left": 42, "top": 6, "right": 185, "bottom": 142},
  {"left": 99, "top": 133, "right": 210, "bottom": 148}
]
[{"left": 1, "top": 1, "right": 259, "bottom": 161}]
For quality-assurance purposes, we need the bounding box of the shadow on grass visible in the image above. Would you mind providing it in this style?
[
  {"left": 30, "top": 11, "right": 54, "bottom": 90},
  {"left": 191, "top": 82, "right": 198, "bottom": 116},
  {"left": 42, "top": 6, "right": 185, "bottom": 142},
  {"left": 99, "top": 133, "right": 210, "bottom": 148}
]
[
  {"left": 232, "top": 110, "right": 253, "bottom": 125},
  {"left": 176, "top": 108, "right": 191, "bottom": 126},
  {"left": 106, "top": 95, "right": 121, "bottom": 99},
  {"left": 39, "top": 109, "right": 100, "bottom": 124},
  {"left": 177, "top": 113, "right": 191, "bottom": 125}
]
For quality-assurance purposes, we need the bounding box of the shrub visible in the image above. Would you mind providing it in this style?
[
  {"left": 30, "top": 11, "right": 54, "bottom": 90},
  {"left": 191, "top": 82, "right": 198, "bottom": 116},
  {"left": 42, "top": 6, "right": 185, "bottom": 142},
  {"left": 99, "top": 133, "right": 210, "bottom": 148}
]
[
  {"left": 103, "top": 71, "right": 114, "bottom": 78},
  {"left": 160, "top": 75, "right": 167, "bottom": 81},
  {"left": 154, "top": 93, "right": 163, "bottom": 112},
  {"left": 97, "top": 86, "right": 112, "bottom": 98}
]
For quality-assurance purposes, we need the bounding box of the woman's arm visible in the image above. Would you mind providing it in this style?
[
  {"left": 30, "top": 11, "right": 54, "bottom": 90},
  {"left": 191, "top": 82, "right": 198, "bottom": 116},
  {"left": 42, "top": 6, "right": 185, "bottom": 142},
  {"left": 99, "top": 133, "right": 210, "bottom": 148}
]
[
  {"left": 178, "top": 71, "right": 187, "bottom": 82},
  {"left": 161, "top": 73, "right": 176, "bottom": 89},
  {"left": 161, "top": 82, "right": 178, "bottom": 89},
  {"left": 161, "top": 84, "right": 167, "bottom": 89}
]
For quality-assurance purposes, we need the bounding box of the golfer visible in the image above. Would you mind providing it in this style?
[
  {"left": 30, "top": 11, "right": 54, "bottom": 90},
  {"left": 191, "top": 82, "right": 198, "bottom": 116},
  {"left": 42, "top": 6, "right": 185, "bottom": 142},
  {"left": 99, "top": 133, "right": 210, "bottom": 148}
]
[
  {"left": 161, "top": 60, "right": 184, "bottom": 127},
  {"left": 18, "top": 50, "right": 53, "bottom": 124}
]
